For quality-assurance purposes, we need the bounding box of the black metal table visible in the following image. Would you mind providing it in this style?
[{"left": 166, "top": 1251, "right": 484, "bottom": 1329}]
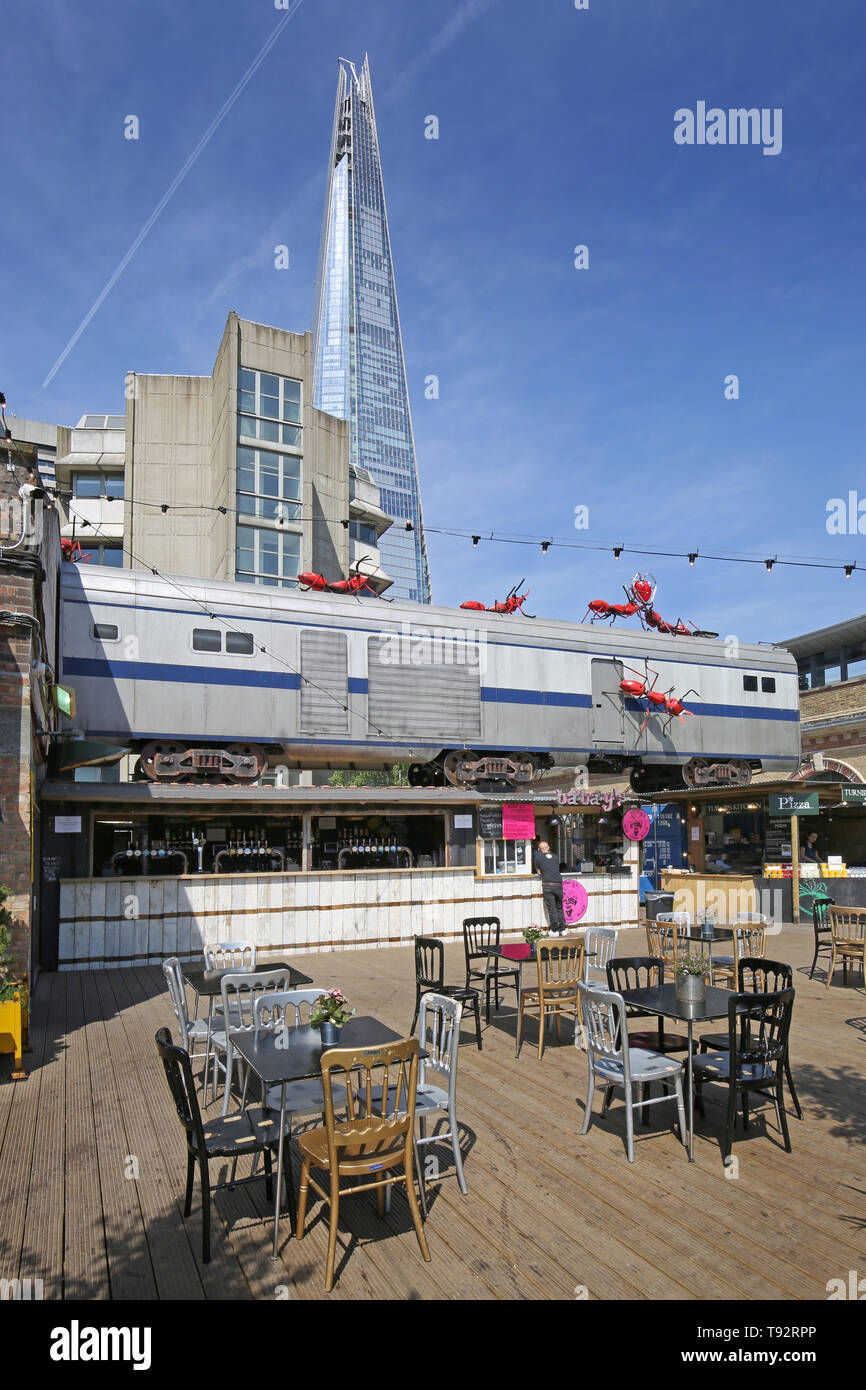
[
  {"left": 231, "top": 1016, "right": 417, "bottom": 1258},
  {"left": 620, "top": 984, "right": 732, "bottom": 1162},
  {"left": 182, "top": 960, "right": 314, "bottom": 999},
  {"left": 483, "top": 942, "right": 596, "bottom": 1055}
]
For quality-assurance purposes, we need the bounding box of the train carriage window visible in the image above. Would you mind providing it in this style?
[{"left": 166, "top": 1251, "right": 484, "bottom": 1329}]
[
  {"left": 192, "top": 629, "right": 222, "bottom": 653},
  {"left": 743, "top": 675, "right": 758, "bottom": 692},
  {"left": 92, "top": 623, "right": 119, "bottom": 642},
  {"left": 761, "top": 677, "right": 776, "bottom": 693},
  {"left": 225, "top": 632, "right": 254, "bottom": 656}
]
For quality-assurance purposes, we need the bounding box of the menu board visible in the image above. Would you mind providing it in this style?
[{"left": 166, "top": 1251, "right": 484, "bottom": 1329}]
[
  {"left": 478, "top": 805, "right": 503, "bottom": 840},
  {"left": 764, "top": 815, "right": 792, "bottom": 861},
  {"left": 502, "top": 802, "right": 535, "bottom": 841}
]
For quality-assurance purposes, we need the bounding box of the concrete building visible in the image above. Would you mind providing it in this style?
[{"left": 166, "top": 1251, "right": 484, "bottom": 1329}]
[
  {"left": 55, "top": 415, "right": 126, "bottom": 565},
  {"left": 124, "top": 311, "right": 392, "bottom": 591},
  {"left": 3, "top": 416, "right": 63, "bottom": 493},
  {"left": 782, "top": 614, "right": 866, "bottom": 784}
]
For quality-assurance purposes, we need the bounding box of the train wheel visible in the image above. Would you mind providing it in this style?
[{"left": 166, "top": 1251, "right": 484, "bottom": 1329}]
[
  {"left": 408, "top": 763, "right": 435, "bottom": 787},
  {"left": 442, "top": 750, "right": 478, "bottom": 787},
  {"left": 225, "top": 743, "right": 268, "bottom": 782},
  {"left": 139, "top": 741, "right": 186, "bottom": 781}
]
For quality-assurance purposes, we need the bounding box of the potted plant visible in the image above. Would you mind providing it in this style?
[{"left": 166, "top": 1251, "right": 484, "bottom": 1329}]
[
  {"left": 675, "top": 953, "right": 710, "bottom": 1005},
  {"left": 0, "top": 886, "right": 26, "bottom": 1080},
  {"left": 522, "top": 925, "right": 545, "bottom": 945},
  {"left": 310, "top": 989, "right": 356, "bottom": 1045}
]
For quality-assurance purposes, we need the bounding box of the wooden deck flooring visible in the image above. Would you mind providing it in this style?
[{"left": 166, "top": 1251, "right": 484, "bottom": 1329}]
[{"left": 0, "top": 925, "right": 864, "bottom": 1301}]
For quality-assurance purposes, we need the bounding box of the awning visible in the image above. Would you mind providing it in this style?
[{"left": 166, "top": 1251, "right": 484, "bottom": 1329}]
[
  {"left": 54, "top": 452, "right": 125, "bottom": 469},
  {"left": 58, "top": 739, "right": 128, "bottom": 771}
]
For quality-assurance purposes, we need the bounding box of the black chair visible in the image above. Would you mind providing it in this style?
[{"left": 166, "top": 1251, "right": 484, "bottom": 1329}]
[
  {"left": 606, "top": 956, "right": 692, "bottom": 1054},
  {"left": 809, "top": 896, "right": 835, "bottom": 979},
  {"left": 697, "top": 958, "right": 802, "bottom": 1119},
  {"left": 155, "top": 1026, "right": 289, "bottom": 1263},
  {"left": 411, "top": 936, "right": 482, "bottom": 1049},
  {"left": 463, "top": 916, "right": 521, "bottom": 1023},
  {"left": 693, "top": 989, "right": 795, "bottom": 1165}
]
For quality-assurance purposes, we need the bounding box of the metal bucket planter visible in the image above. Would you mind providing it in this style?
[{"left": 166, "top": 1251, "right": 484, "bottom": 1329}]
[
  {"left": 675, "top": 972, "right": 707, "bottom": 1006},
  {"left": 319, "top": 1021, "right": 343, "bottom": 1046}
]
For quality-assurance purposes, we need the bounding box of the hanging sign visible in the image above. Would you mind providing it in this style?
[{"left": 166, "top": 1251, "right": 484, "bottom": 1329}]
[
  {"left": 562, "top": 880, "right": 589, "bottom": 924},
  {"left": 841, "top": 786, "right": 866, "bottom": 803},
  {"left": 622, "top": 808, "right": 650, "bottom": 842},
  {"left": 502, "top": 803, "right": 535, "bottom": 841},
  {"left": 770, "top": 793, "right": 819, "bottom": 816}
]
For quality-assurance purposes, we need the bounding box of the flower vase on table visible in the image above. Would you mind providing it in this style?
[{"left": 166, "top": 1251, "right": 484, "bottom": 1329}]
[
  {"left": 310, "top": 989, "right": 356, "bottom": 1047},
  {"left": 675, "top": 954, "right": 710, "bottom": 1005}
]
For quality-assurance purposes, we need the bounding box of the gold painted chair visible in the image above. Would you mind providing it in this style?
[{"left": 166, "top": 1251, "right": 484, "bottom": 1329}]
[
  {"left": 296, "top": 1036, "right": 430, "bottom": 1292},
  {"left": 517, "top": 939, "right": 585, "bottom": 1060},
  {"left": 712, "top": 922, "right": 767, "bottom": 990},
  {"left": 645, "top": 921, "right": 680, "bottom": 974},
  {"left": 826, "top": 908, "right": 866, "bottom": 991}
]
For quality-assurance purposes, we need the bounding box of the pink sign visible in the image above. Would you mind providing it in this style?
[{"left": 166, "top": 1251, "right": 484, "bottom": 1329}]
[
  {"left": 623, "top": 808, "right": 651, "bottom": 842},
  {"left": 562, "top": 880, "right": 588, "bottom": 924},
  {"left": 502, "top": 802, "right": 536, "bottom": 841}
]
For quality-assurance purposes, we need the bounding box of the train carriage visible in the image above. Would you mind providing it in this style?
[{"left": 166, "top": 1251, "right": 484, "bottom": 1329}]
[{"left": 59, "top": 565, "right": 801, "bottom": 791}]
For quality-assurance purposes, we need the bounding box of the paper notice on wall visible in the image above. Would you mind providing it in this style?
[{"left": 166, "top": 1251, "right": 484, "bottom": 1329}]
[
  {"left": 453, "top": 814, "right": 474, "bottom": 829},
  {"left": 690, "top": 825, "right": 700, "bottom": 842},
  {"left": 54, "top": 816, "right": 81, "bottom": 834},
  {"left": 502, "top": 803, "right": 535, "bottom": 841}
]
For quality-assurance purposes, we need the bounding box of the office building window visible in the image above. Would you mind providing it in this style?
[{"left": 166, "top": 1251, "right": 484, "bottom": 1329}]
[
  {"left": 237, "top": 446, "right": 301, "bottom": 522},
  {"left": 78, "top": 545, "right": 123, "bottom": 566},
  {"left": 72, "top": 472, "right": 124, "bottom": 499},
  {"left": 236, "top": 524, "right": 300, "bottom": 588},
  {"left": 349, "top": 520, "right": 378, "bottom": 547},
  {"left": 238, "top": 369, "right": 302, "bottom": 426}
]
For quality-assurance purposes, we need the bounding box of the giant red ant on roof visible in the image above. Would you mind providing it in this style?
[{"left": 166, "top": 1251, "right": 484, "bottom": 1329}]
[{"left": 584, "top": 573, "right": 718, "bottom": 638}]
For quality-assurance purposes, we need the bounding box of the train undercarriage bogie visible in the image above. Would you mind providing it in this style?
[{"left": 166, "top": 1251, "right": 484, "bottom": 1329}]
[
  {"left": 432, "top": 749, "right": 549, "bottom": 790},
  {"left": 138, "top": 740, "right": 269, "bottom": 784},
  {"left": 628, "top": 758, "right": 755, "bottom": 795}
]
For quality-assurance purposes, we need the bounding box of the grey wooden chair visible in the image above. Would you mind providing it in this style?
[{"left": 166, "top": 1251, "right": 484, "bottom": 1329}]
[
  {"left": 218, "top": 967, "right": 294, "bottom": 1115},
  {"left": 250, "top": 987, "right": 328, "bottom": 1116},
  {"left": 578, "top": 982, "right": 688, "bottom": 1164}
]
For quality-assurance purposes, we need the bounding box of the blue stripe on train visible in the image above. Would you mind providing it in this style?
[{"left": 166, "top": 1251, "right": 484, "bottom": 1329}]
[{"left": 62, "top": 658, "right": 798, "bottom": 722}]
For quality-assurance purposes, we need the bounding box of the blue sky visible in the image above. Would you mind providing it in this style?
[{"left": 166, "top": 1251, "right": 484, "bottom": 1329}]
[{"left": 3, "top": 0, "right": 865, "bottom": 641}]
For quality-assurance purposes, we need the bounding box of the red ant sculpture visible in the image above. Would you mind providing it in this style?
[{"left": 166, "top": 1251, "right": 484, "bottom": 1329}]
[
  {"left": 61, "top": 538, "right": 89, "bottom": 563},
  {"left": 460, "top": 579, "right": 535, "bottom": 617},
  {"left": 298, "top": 555, "right": 386, "bottom": 600},
  {"left": 585, "top": 573, "right": 717, "bottom": 638},
  {"left": 619, "top": 662, "right": 699, "bottom": 736}
]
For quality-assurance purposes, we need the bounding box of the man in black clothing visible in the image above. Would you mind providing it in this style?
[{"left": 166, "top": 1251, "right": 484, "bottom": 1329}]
[{"left": 534, "top": 840, "right": 566, "bottom": 933}]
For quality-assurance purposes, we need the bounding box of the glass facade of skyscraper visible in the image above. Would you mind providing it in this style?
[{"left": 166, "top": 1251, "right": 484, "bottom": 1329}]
[{"left": 313, "top": 57, "right": 431, "bottom": 603}]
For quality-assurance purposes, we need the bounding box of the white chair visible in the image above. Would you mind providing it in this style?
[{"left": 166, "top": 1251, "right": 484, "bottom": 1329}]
[
  {"left": 218, "top": 968, "right": 294, "bottom": 1115},
  {"left": 162, "top": 957, "right": 216, "bottom": 1085},
  {"left": 583, "top": 927, "right": 618, "bottom": 986},
  {"left": 578, "top": 983, "right": 688, "bottom": 1164},
  {"left": 379, "top": 992, "right": 468, "bottom": 1216},
  {"left": 656, "top": 911, "right": 691, "bottom": 935},
  {"left": 251, "top": 988, "right": 329, "bottom": 1116},
  {"left": 205, "top": 941, "right": 257, "bottom": 971}
]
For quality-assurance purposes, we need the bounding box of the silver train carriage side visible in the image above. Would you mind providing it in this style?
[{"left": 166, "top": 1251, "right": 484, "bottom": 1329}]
[{"left": 59, "top": 565, "right": 801, "bottom": 791}]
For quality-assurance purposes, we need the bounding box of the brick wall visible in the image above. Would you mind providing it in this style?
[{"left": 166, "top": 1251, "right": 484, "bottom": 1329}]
[{"left": 802, "top": 677, "right": 866, "bottom": 719}]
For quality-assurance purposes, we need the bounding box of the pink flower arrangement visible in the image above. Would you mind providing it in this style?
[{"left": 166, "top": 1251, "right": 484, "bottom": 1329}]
[{"left": 310, "top": 989, "right": 355, "bottom": 1027}]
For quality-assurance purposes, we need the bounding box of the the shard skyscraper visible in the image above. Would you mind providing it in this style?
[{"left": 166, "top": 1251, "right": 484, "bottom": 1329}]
[{"left": 312, "top": 56, "right": 432, "bottom": 603}]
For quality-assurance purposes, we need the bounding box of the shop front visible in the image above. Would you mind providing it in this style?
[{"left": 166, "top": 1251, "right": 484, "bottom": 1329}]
[
  {"left": 638, "top": 780, "right": 866, "bottom": 922},
  {"left": 39, "top": 784, "right": 639, "bottom": 971}
]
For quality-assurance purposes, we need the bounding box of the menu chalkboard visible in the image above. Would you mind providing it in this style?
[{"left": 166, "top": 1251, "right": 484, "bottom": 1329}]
[
  {"left": 764, "top": 815, "right": 792, "bottom": 860},
  {"left": 478, "top": 805, "right": 503, "bottom": 840}
]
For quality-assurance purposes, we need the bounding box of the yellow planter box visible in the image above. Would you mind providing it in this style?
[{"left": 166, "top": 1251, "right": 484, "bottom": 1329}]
[{"left": 0, "top": 990, "right": 26, "bottom": 1079}]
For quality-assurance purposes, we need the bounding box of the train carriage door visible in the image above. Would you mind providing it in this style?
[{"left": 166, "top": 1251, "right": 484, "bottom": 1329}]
[{"left": 591, "top": 658, "right": 625, "bottom": 746}]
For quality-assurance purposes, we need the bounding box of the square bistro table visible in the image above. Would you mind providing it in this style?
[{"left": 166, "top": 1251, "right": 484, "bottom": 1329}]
[
  {"left": 619, "top": 984, "right": 733, "bottom": 1162},
  {"left": 231, "top": 1016, "right": 421, "bottom": 1258}
]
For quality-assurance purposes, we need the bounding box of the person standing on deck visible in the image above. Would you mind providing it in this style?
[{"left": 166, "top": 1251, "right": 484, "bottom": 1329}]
[{"left": 534, "top": 840, "right": 566, "bottom": 933}]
